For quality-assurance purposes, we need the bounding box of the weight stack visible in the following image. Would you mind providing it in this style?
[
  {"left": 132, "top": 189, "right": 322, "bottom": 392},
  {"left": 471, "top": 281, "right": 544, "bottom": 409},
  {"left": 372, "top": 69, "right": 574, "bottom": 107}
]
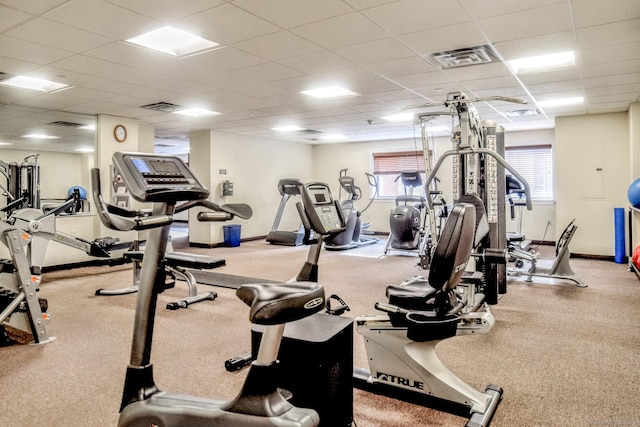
[{"left": 251, "top": 313, "right": 353, "bottom": 427}]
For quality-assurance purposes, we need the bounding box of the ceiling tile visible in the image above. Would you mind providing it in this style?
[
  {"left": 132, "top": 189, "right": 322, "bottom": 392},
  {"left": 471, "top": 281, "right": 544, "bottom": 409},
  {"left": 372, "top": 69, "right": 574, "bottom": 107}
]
[
  {"left": 233, "top": 31, "right": 323, "bottom": 61},
  {"left": 0, "top": 5, "right": 32, "bottom": 31},
  {"left": 361, "top": 0, "right": 468, "bottom": 35},
  {"left": 0, "top": 0, "right": 69, "bottom": 15},
  {"left": 518, "top": 68, "right": 582, "bottom": 85},
  {"left": 342, "top": 0, "right": 399, "bottom": 10},
  {"left": 398, "top": 22, "right": 488, "bottom": 55},
  {"left": 107, "top": 0, "right": 223, "bottom": 22},
  {"left": 334, "top": 37, "right": 416, "bottom": 65},
  {"left": 476, "top": 3, "right": 573, "bottom": 43},
  {"left": 583, "top": 72, "right": 640, "bottom": 89},
  {"left": 291, "top": 12, "right": 388, "bottom": 49},
  {"left": 457, "top": 0, "right": 564, "bottom": 19},
  {"left": 279, "top": 50, "right": 355, "bottom": 75},
  {"left": 368, "top": 56, "right": 437, "bottom": 79},
  {"left": 493, "top": 31, "right": 576, "bottom": 61},
  {"left": 572, "top": 0, "right": 640, "bottom": 28},
  {"left": 585, "top": 83, "right": 640, "bottom": 98},
  {"left": 43, "top": 0, "right": 157, "bottom": 39},
  {"left": 234, "top": 62, "right": 304, "bottom": 82},
  {"left": 443, "top": 62, "right": 513, "bottom": 82},
  {"left": 581, "top": 41, "right": 640, "bottom": 65},
  {"left": 186, "top": 47, "right": 269, "bottom": 71},
  {"left": 231, "top": 0, "right": 353, "bottom": 28},
  {"left": 576, "top": 18, "right": 640, "bottom": 49},
  {"left": 582, "top": 59, "right": 640, "bottom": 79},
  {"left": 526, "top": 80, "right": 584, "bottom": 96},
  {"left": 5, "top": 18, "right": 112, "bottom": 53},
  {"left": 177, "top": 3, "right": 280, "bottom": 46},
  {"left": 0, "top": 35, "right": 72, "bottom": 65},
  {"left": 50, "top": 54, "right": 135, "bottom": 79}
]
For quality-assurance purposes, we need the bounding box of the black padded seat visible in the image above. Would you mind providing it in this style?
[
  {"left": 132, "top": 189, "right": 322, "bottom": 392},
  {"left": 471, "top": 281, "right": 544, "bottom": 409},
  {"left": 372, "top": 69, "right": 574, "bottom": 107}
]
[
  {"left": 236, "top": 282, "right": 325, "bottom": 325},
  {"left": 386, "top": 281, "right": 437, "bottom": 311},
  {"left": 123, "top": 251, "right": 226, "bottom": 270}
]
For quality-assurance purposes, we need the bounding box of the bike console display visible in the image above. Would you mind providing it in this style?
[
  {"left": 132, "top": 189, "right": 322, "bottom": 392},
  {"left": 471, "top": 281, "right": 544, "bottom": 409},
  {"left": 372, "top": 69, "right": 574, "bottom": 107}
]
[
  {"left": 113, "top": 152, "right": 209, "bottom": 202},
  {"left": 301, "top": 182, "right": 345, "bottom": 235}
]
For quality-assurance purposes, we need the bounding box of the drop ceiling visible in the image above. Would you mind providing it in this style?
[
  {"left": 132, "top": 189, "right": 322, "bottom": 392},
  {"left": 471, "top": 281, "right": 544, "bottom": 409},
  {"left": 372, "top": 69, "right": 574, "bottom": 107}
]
[{"left": 0, "top": 0, "right": 639, "bottom": 153}]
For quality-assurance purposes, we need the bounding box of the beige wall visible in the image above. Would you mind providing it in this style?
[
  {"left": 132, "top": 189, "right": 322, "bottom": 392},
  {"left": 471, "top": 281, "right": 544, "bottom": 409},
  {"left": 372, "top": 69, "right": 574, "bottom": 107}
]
[
  {"left": 189, "top": 130, "right": 314, "bottom": 245},
  {"left": 4, "top": 106, "right": 636, "bottom": 260},
  {"left": 629, "top": 103, "right": 640, "bottom": 252},
  {"left": 555, "top": 112, "right": 630, "bottom": 256}
]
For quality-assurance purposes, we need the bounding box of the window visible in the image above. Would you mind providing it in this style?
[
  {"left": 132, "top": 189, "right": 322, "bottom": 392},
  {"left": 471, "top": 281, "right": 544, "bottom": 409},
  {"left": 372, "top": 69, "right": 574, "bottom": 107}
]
[
  {"left": 372, "top": 150, "right": 431, "bottom": 197},
  {"left": 504, "top": 145, "right": 554, "bottom": 201}
]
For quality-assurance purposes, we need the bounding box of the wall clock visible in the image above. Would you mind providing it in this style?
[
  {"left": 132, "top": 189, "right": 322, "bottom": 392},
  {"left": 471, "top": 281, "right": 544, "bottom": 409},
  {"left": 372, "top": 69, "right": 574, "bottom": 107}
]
[{"left": 114, "top": 124, "right": 127, "bottom": 142}]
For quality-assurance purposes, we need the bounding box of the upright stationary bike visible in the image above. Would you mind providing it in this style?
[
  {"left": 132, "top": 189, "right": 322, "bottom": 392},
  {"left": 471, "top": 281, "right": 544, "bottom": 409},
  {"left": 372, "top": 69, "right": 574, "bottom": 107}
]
[{"left": 92, "top": 152, "right": 346, "bottom": 427}]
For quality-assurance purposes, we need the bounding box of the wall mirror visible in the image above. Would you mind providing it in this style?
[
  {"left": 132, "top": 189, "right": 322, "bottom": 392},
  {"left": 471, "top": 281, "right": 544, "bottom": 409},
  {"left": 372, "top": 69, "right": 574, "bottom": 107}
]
[{"left": 0, "top": 105, "right": 96, "bottom": 213}]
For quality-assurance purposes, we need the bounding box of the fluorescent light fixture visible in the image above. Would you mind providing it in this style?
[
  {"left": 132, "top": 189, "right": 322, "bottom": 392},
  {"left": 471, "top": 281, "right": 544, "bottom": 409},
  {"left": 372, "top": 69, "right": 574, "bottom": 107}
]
[
  {"left": 538, "top": 97, "right": 584, "bottom": 108},
  {"left": 174, "top": 108, "right": 220, "bottom": 117},
  {"left": 126, "top": 26, "right": 219, "bottom": 57},
  {"left": 79, "top": 124, "right": 96, "bottom": 130},
  {"left": 0, "top": 75, "right": 70, "bottom": 92},
  {"left": 272, "top": 125, "right": 304, "bottom": 132},
  {"left": 74, "top": 147, "right": 95, "bottom": 153},
  {"left": 0, "top": 142, "right": 13, "bottom": 146},
  {"left": 320, "top": 134, "right": 348, "bottom": 141},
  {"left": 505, "top": 109, "right": 540, "bottom": 117},
  {"left": 508, "top": 51, "right": 575, "bottom": 74},
  {"left": 22, "top": 133, "right": 60, "bottom": 139},
  {"left": 300, "top": 86, "right": 359, "bottom": 99},
  {"left": 381, "top": 113, "right": 414, "bottom": 122}
]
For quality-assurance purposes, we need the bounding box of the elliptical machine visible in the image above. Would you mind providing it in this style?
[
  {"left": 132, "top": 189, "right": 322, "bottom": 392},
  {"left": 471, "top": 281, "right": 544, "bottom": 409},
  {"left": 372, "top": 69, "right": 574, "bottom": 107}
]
[
  {"left": 324, "top": 169, "right": 378, "bottom": 251},
  {"left": 384, "top": 171, "right": 428, "bottom": 256},
  {"left": 92, "top": 152, "right": 347, "bottom": 427}
]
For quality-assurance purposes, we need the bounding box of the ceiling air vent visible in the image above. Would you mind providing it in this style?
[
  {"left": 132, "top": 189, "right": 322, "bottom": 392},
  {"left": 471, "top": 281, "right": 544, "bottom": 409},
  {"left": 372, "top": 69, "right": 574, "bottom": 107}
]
[
  {"left": 429, "top": 45, "right": 497, "bottom": 69},
  {"left": 47, "top": 120, "right": 84, "bottom": 127},
  {"left": 296, "top": 129, "right": 322, "bottom": 135},
  {"left": 140, "top": 102, "right": 183, "bottom": 112}
]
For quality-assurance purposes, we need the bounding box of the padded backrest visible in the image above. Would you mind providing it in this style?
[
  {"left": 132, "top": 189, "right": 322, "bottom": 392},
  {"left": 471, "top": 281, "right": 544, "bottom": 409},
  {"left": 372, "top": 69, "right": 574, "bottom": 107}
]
[
  {"left": 457, "top": 193, "right": 489, "bottom": 247},
  {"left": 427, "top": 203, "right": 476, "bottom": 291}
]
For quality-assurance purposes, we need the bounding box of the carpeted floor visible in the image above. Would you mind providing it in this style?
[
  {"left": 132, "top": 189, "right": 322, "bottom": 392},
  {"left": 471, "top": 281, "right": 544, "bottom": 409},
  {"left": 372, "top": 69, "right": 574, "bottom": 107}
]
[{"left": 1, "top": 237, "right": 638, "bottom": 427}]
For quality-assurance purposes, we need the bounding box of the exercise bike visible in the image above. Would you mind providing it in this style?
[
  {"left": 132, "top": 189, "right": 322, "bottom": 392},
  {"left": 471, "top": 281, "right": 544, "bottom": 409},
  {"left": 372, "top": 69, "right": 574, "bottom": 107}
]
[
  {"left": 92, "top": 152, "right": 347, "bottom": 427},
  {"left": 354, "top": 194, "right": 503, "bottom": 427},
  {"left": 324, "top": 169, "right": 378, "bottom": 251},
  {"left": 384, "top": 170, "right": 429, "bottom": 256}
]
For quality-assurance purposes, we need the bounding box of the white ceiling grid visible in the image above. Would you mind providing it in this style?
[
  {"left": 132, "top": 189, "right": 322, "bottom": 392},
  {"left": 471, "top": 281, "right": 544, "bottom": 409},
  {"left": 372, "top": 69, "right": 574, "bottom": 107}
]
[{"left": 0, "top": 0, "right": 638, "bottom": 152}]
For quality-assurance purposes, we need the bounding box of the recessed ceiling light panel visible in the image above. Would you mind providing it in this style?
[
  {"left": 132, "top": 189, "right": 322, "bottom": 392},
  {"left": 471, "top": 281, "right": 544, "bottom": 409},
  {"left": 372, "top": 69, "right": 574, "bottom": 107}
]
[
  {"left": 508, "top": 51, "right": 575, "bottom": 74},
  {"left": 381, "top": 113, "right": 414, "bottom": 122},
  {"left": 126, "top": 26, "right": 219, "bottom": 57},
  {"left": 538, "top": 97, "right": 584, "bottom": 108},
  {"left": 22, "top": 133, "right": 60, "bottom": 139},
  {"left": 174, "top": 108, "right": 220, "bottom": 117},
  {"left": 272, "top": 125, "right": 305, "bottom": 132},
  {"left": 300, "top": 86, "right": 359, "bottom": 99},
  {"left": 0, "top": 75, "right": 70, "bottom": 92}
]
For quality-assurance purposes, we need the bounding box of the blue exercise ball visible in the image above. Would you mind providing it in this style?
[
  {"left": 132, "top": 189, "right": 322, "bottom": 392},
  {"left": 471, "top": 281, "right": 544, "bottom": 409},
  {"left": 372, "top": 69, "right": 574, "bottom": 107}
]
[
  {"left": 68, "top": 185, "right": 87, "bottom": 200},
  {"left": 628, "top": 179, "right": 640, "bottom": 208}
]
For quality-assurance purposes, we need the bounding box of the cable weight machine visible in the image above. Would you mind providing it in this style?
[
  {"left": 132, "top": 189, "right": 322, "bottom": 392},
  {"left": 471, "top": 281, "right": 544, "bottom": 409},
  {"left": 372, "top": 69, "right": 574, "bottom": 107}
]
[
  {"left": 410, "top": 92, "right": 533, "bottom": 303},
  {"left": 1, "top": 154, "right": 41, "bottom": 217}
]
